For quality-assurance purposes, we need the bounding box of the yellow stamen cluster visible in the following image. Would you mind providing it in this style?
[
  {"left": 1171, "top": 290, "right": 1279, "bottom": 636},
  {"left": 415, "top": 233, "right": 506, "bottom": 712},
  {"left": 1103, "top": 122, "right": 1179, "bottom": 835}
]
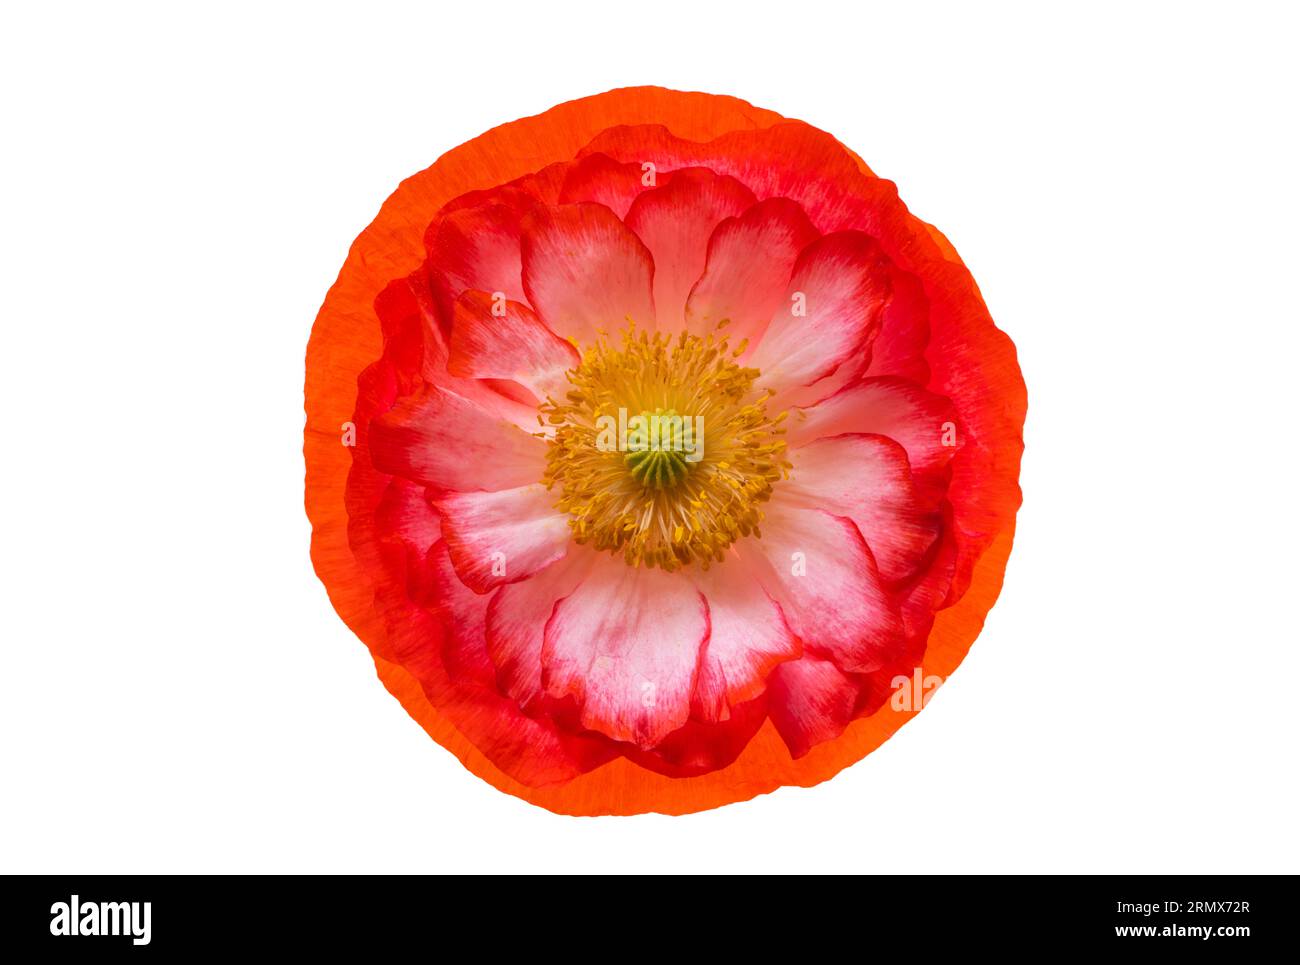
[{"left": 540, "top": 324, "right": 790, "bottom": 570}]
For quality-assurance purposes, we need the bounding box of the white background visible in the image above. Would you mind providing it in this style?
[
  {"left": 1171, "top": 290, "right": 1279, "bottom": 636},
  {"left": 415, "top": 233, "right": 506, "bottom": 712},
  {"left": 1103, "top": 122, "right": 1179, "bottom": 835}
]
[{"left": 2, "top": 1, "right": 1296, "bottom": 874}]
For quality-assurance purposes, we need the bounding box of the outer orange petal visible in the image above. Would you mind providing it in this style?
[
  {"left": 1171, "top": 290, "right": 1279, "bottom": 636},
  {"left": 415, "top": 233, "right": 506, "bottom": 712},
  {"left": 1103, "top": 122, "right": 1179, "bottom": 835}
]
[{"left": 305, "top": 86, "right": 1024, "bottom": 815}]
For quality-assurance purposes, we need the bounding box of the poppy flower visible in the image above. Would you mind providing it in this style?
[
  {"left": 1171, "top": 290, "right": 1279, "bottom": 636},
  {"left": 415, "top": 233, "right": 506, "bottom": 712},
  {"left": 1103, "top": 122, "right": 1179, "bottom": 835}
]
[{"left": 304, "top": 86, "right": 1026, "bottom": 815}]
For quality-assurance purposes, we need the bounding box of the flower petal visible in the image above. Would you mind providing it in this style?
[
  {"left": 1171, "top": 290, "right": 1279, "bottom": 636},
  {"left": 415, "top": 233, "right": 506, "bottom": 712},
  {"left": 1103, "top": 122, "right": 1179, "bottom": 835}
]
[
  {"left": 368, "top": 478, "right": 443, "bottom": 618},
  {"left": 558, "top": 152, "right": 667, "bottom": 219},
  {"left": 374, "top": 477, "right": 441, "bottom": 553},
  {"left": 485, "top": 550, "right": 594, "bottom": 712},
  {"left": 375, "top": 271, "right": 543, "bottom": 422},
  {"left": 899, "top": 515, "right": 959, "bottom": 639},
  {"left": 433, "top": 483, "right": 570, "bottom": 595},
  {"left": 690, "top": 561, "right": 799, "bottom": 722},
  {"left": 749, "top": 231, "right": 892, "bottom": 395},
  {"left": 738, "top": 501, "right": 902, "bottom": 674},
  {"left": 623, "top": 167, "right": 756, "bottom": 330},
  {"left": 422, "top": 541, "right": 620, "bottom": 785},
  {"left": 369, "top": 384, "right": 545, "bottom": 492},
  {"left": 426, "top": 540, "right": 494, "bottom": 684},
  {"left": 542, "top": 563, "right": 709, "bottom": 747},
  {"left": 684, "top": 197, "right": 819, "bottom": 342},
  {"left": 447, "top": 290, "right": 580, "bottom": 401},
  {"left": 425, "top": 202, "right": 531, "bottom": 330},
  {"left": 575, "top": 120, "right": 894, "bottom": 234},
  {"left": 767, "top": 656, "right": 861, "bottom": 759},
  {"left": 625, "top": 696, "right": 769, "bottom": 777},
  {"left": 783, "top": 433, "right": 940, "bottom": 585},
  {"left": 788, "top": 376, "right": 960, "bottom": 494},
  {"left": 521, "top": 202, "right": 656, "bottom": 345},
  {"left": 866, "top": 268, "right": 931, "bottom": 383}
]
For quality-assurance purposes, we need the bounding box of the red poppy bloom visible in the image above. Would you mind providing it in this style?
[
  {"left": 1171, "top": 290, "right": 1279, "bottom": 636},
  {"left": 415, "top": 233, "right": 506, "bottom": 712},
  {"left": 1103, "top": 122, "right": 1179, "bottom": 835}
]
[{"left": 304, "top": 86, "right": 1026, "bottom": 815}]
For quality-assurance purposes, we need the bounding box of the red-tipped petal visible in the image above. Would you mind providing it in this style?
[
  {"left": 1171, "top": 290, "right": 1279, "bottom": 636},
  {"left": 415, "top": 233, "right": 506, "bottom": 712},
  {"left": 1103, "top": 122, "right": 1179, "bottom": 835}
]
[
  {"left": 485, "top": 550, "right": 594, "bottom": 711},
  {"left": 684, "top": 197, "right": 820, "bottom": 342},
  {"left": 749, "top": 231, "right": 892, "bottom": 395},
  {"left": 783, "top": 433, "right": 940, "bottom": 585},
  {"left": 434, "top": 484, "right": 570, "bottom": 594},
  {"left": 623, "top": 167, "right": 756, "bottom": 330},
  {"left": 738, "top": 501, "right": 903, "bottom": 674},
  {"left": 425, "top": 202, "right": 530, "bottom": 331},
  {"left": 448, "top": 290, "right": 579, "bottom": 401},
  {"left": 767, "top": 656, "right": 861, "bottom": 759},
  {"left": 521, "top": 202, "right": 656, "bottom": 345},
  {"left": 370, "top": 384, "right": 545, "bottom": 492},
  {"left": 542, "top": 563, "right": 709, "bottom": 748},
  {"left": 558, "top": 152, "right": 669, "bottom": 219},
  {"left": 789, "top": 376, "right": 960, "bottom": 494},
  {"left": 690, "top": 561, "right": 799, "bottom": 723}
]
